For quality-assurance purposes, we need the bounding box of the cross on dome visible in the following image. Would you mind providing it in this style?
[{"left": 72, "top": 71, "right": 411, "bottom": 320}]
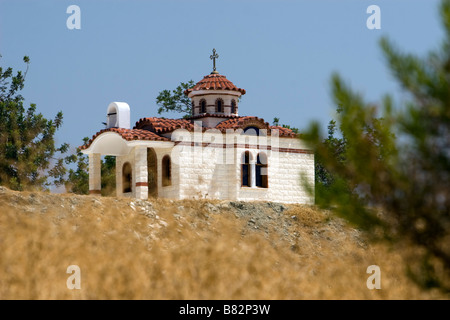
[{"left": 210, "top": 48, "right": 219, "bottom": 74}]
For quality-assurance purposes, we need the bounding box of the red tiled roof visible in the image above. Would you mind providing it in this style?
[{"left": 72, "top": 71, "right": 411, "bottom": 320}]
[
  {"left": 184, "top": 73, "right": 246, "bottom": 95},
  {"left": 134, "top": 117, "right": 196, "bottom": 134},
  {"left": 215, "top": 117, "right": 297, "bottom": 137},
  {"left": 188, "top": 113, "right": 241, "bottom": 120},
  {"left": 268, "top": 125, "right": 298, "bottom": 138},
  {"left": 216, "top": 116, "right": 270, "bottom": 130},
  {"left": 80, "top": 128, "right": 169, "bottom": 150},
  {"left": 81, "top": 116, "right": 299, "bottom": 151}
]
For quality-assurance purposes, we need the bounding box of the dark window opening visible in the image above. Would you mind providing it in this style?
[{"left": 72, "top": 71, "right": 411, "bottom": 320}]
[
  {"left": 122, "top": 162, "right": 132, "bottom": 193},
  {"left": 256, "top": 153, "right": 268, "bottom": 188},
  {"left": 231, "top": 100, "right": 236, "bottom": 114},
  {"left": 241, "top": 151, "right": 251, "bottom": 187},
  {"left": 200, "top": 100, "right": 207, "bottom": 114},
  {"left": 147, "top": 148, "right": 157, "bottom": 197},
  {"left": 162, "top": 155, "right": 172, "bottom": 187},
  {"left": 216, "top": 99, "right": 223, "bottom": 113}
]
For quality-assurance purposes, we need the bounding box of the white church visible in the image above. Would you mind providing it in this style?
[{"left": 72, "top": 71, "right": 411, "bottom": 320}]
[{"left": 81, "top": 50, "right": 314, "bottom": 204}]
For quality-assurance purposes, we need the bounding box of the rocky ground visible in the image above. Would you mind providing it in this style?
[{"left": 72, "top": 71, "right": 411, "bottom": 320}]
[
  {"left": 0, "top": 185, "right": 366, "bottom": 255},
  {"left": 1, "top": 186, "right": 445, "bottom": 299}
]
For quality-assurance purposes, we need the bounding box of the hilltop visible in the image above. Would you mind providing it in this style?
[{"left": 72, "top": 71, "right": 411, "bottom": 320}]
[{"left": 0, "top": 186, "right": 445, "bottom": 299}]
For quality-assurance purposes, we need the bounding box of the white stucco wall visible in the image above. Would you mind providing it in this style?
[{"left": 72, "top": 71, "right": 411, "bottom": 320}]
[
  {"left": 195, "top": 117, "right": 229, "bottom": 128},
  {"left": 113, "top": 132, "right": 314, "bottom": 204},
  {"left": 175, "top": 143, "right": 236, "bottom": 200},
  {"left": 116, "top": 149, "right": 136, "bottom": 198},
  {"left": 155, "top": 148, "right": 180, "bottom": 200},
  {"left": 172, "top": 132, "right": 314, "bottom": 204},
  {"left": 116, "top": 146, "right": 180, "bottom": 200}
]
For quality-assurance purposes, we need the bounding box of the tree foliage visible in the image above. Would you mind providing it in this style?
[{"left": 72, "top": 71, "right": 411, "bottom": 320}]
[
  {"left": 100, "top": 155, "right": 116, "bottom": 196},
  {"left": 303, "top": 0, "right": 450, "bottom": 292},
  {"left": 155, "top": 80, "right": 195, "bottom": 118},
  {"left": 0, "top": 56, "right": 68, "bottom": 190},
  {"left": 272, "top": 117, "right": 300, "bottom": 134},
  {"left": 64, "top": 137, "right": 89, "bottom": 195},
  {"left": 65, "top": 137, "right": 116, "bottom": 196},
  {"left": 314, "top": 118, "right": 347, "bottom": 189}
]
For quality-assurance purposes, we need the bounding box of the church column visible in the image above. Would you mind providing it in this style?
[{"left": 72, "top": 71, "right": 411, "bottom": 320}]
[
  {"left": 89, "top": 153, "right": 101, "bottom": 195},
  {"left": 115, "top": 157, "right": 122, "bottom": 197},
  {"left": 250, "top": 157, "right": 256, "bottom": 188},
  {"left": 134, "top": 146, "right": 148, "bottom": 200}
]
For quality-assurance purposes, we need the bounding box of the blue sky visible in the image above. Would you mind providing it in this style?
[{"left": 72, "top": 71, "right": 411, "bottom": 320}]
[{"left": 0, "top": 0, "right": 444, "bottom": 153}]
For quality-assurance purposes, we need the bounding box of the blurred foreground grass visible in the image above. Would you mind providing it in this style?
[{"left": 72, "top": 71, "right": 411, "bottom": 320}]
[{"left": 0, "top": 187, "right": 446, "bottom": 299}]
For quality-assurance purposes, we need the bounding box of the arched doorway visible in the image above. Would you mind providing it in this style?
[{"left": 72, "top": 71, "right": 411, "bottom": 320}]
[
  {"left": 122, "top": 162, "right": 132, "bottom": 193},
  {"left": 147, "top": 148, "right": 158, "bottom": 197},
  {"left": 162, "top": 155, "right": 172, "bottom": 187}
]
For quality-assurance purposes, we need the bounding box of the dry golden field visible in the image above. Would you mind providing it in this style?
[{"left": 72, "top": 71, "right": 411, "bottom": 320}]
[{"left": 0, "top": 186, "right": 446, "bottom": 299}]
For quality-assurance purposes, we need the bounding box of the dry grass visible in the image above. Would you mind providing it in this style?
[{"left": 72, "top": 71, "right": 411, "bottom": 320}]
[{"left": 0, "top": 187, "right": 447, "bottom": 299}]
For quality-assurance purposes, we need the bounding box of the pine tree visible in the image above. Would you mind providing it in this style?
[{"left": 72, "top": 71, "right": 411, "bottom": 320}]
[
  {"left": 0, "top": 56, "right": 68, "bottom": 190},
  {"left": 303, "top": 0, "right": 450, "bottom": 292}
]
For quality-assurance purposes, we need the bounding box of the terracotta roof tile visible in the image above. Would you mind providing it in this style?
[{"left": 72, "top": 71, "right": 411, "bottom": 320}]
[
  {"left": 185, "top": 73, "right": 246, "bottom": 95},
  {"left": 268, "top": 125, "right": 298, "bottom": 138},
  {"left": 81, "top": 116, "right": 299, "bottom": 151},
  {"left": 80, "top": 128, "right": 169, "bottom": 150},
  {"left": 215, "top": 118, "right": 298, "bottom": 137},
  {"left": 188, "top": 113, "right": 241, "bottom": 120},
  {"left": 216, "top": 116, "right": 270, "bottom": 130},
  {"left": 134, "top": 117, "right": 196, "bottom": 133}
]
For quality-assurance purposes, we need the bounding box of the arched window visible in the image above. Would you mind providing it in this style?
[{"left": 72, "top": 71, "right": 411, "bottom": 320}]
[
  {"left": 256, "top": 152, "right": 268, "bottom": 188},
  {"left": 200, "top": 99, "right": 207, "bottom": 114},
  {"left": 162, "top": 155, "right": 171, "bottom": 187},
  {"left": 122, "top": 162, "right": 132, "bottom": 193},
  {"left": 231, "top": 99, "right": 237, "bottom": 114},
  {"left": 147, "top": 148, "right": 157, "bottom": 197},
  {"left": 191, "top": 101, "right": 195, "bottom": 116},
  {"left": 215, "top": 98, "right": 224, "bottom": 113},
  {"left": 241, "top": 151, "right": 251, "bottom": 187},
  {"left": 243, "top": 126, "right": 260, "bottom": 136}
]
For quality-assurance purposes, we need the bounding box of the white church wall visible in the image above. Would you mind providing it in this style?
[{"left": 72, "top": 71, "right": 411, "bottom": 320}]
[
  {"left": 176, "top": 142, "right": 235, "bottom": 200},
  {"left": 116, "top": 146, "right": 180, "bottom": 200},
  {"left": 233, "top": 148, "right": 314, "bottom": 204},
  {"left": 113, "top": 133, "right": 314, "bottom": 204},
  {"left": 268, "top": 151, "right": 315, "bottom": 204},
  {"left": 196, "top": 117, "right": 226, "bottom": 128},
  {"left": 134, "top": 146, "right": 148, "bottom": 200},
  {"left": 155, "top": 148, "right": 180, "bottom": 200},
  {"left": 88, "top": 153, "right": 102, "bottom": 194},
  {"left": 116, "top": 150, "right": 136, "bottom": 198},
  {"left": 171, "top": 132, "right": 314, "bottom": 204}
]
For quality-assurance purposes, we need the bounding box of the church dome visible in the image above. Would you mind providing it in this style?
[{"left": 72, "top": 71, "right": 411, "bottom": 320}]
[
  {"left": 184, "top": 73, "right": 246, "bottom": 97},
  {"left": 186, "top": 49, "right": 245, "bottom": 120}
]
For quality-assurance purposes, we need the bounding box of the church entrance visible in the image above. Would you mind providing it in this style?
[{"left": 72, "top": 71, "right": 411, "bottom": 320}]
[{"left": 147, "top": 148, "right": 158, "bottom": 197}]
